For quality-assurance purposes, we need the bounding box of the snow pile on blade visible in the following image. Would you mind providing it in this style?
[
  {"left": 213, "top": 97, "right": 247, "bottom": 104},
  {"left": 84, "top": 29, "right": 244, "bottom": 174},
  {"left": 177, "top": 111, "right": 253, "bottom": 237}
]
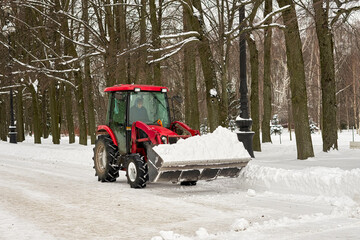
[{"left": 153, "top": 126, "right": 250, "bottom": 163}]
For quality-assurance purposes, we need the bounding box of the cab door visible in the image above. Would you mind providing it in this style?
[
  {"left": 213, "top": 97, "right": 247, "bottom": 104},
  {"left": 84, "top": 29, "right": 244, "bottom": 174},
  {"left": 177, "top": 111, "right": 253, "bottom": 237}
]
[{"left": 109, "top": 92, "right": 128, "bottom": 154}]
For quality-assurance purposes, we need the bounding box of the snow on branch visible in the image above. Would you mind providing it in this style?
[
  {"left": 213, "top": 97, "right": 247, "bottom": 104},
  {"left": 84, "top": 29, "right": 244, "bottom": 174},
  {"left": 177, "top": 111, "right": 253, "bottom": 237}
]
[
  {"left": 255, "top": 5, "right": 291, "bottom": 27},
  {"left": 31, "top": 56, "right": 72, "bottom": 63},
  {"left": 43, "top": 73, "right": 76, "bottom": 88},
  {"left": 149, "top": 37, "right": 199, "bottom": 53},
  {"left": 13, "top": 58, "right": 79, "bottom": 74},
  {"left": 244, "top": 23, "right": 286, "bottom": 31},
  {"left": 225, "top": 5, "right": 291, "bottom": 37},
  {"left": 54, "top": 30, "right": 93, "bottom": 49},
  {"left": 336, "top": 83, "right": 352, "bottom": 95},
  {"left": 0, "top": 85, "right": 23, "bottom": 90},
  {"left": 160, "top": 31, "right": 200, "bottom": 39},
  {"left": 61, "top": 52, "right": 103, "bottom": 65},
  {"left": 116, "top": 43, "right": 152, "bottom": 57},
  {"left": 148, "top": 37, "right": 199, "bottom": 64}
]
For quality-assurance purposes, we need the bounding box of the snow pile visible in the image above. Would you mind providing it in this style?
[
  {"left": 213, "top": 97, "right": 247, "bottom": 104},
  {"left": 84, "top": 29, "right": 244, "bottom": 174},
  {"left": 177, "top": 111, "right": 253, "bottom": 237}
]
[
  {"left": 151, "top": 231, "right": 192, "bottom": 240},
  {"left": 240, "top": 163, "right": 360, "bottom": 199},
  {"left": 231, "top": 218, "right": 250, "bottom": 231},
  {"left": 235, "top": 116, "right": 252, "bottom": 121},
  {"left": 195, "top": 228, "right": 210, "bottom": 239},
  {"left": 153, "top": 126, "right": 251, "bottom": 163},
  {"left": 151, "top": 228, "right": 213, "bottom": 240},
  {"left": 209, "top": 88, "right": 217, "bottom": 97},
  {"left": 246, "top": 189, "right": 256, "bottom": 197}
]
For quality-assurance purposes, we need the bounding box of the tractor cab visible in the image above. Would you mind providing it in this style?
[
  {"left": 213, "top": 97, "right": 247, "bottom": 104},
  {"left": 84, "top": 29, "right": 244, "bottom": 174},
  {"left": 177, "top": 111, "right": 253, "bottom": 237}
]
[{"left": 104, "top": 84, "right": 172, "bottom": 155}]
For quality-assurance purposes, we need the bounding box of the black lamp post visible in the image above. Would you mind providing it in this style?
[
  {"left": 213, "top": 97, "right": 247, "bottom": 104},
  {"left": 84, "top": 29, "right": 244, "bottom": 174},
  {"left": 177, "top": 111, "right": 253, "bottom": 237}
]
[
  {"left": 236, "top": 5, "right": 254, "bottom": 157},
  {"left": 2, "top": 6, "right": 17, "bottom": 143}
]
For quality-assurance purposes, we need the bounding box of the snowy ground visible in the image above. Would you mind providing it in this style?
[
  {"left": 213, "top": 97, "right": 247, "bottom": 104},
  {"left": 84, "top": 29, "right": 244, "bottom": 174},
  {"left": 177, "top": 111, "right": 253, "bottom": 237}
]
[{"left": 0, "top": 129, "right": 359, "bottom": 240}]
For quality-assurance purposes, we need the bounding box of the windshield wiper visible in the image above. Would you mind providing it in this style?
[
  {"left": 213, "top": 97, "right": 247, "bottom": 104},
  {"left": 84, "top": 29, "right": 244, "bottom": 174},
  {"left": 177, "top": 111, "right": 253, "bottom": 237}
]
[{"left": 151, "top": 92, "right": 167, "bottom": 110}]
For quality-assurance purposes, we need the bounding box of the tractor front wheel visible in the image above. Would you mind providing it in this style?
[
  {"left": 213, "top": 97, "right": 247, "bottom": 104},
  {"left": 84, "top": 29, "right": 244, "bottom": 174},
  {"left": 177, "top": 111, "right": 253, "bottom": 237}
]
[
  {"left": 126, "top": 154, "right": 148, "bottom": 188},
  {"left": 93, "top": 135, "right": 119, "bottom": 182}
]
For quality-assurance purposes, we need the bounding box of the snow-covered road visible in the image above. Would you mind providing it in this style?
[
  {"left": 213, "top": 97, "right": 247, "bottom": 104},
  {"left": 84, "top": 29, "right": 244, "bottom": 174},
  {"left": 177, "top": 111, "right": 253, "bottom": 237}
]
[{"left": 0, "top": 130, "right": 359, "bottom": 240}]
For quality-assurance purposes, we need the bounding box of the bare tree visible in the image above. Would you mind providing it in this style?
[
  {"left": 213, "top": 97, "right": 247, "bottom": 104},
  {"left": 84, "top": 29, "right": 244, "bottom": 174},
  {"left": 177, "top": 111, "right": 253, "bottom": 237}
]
[{"left": 277, "top": 0, "right": 314, "bottom": 159}]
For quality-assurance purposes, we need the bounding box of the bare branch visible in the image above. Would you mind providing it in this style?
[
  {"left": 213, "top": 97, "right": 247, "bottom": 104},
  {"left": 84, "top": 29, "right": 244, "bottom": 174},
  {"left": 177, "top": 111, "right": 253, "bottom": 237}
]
[
  {"left": 148, "top": 37, "right": 199, "bottom": 64},
  {"left": 331, "top": 6, "right": 360, "bottom": 26}
]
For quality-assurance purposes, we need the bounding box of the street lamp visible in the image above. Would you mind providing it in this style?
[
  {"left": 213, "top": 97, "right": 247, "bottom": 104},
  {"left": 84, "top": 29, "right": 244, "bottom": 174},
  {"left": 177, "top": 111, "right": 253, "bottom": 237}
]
[
  {"left": 2, "top": 6, "right": 17, "bottom": 144},
  {"left": 236, "top": 5, "right": 254, "bottom": 157}
]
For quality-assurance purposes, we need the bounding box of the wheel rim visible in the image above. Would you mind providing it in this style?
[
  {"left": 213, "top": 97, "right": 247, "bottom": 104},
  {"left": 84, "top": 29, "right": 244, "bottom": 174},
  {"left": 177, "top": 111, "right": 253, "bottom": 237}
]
[
  {"left": 96, "top": 144, "right": 107, "bottom": 171},
  {"left": 128, "top": 162, "right": 137, "bottom": 182}
]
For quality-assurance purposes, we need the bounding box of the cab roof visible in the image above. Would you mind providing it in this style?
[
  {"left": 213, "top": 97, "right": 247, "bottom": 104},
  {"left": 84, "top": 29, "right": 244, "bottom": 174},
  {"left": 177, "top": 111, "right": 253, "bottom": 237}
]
[{"left": 104, "top": 84, "right": 169, "bottom": 92}]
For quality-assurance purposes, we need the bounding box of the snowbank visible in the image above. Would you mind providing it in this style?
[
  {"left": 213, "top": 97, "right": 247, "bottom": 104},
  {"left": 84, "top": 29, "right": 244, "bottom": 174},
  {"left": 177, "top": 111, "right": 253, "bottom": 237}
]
[
  {"left": 152, "top": 126, "right": 251, "bottom": 163},
  {"left": 240, "top": 163, "right": 360, "bottom": 199}
]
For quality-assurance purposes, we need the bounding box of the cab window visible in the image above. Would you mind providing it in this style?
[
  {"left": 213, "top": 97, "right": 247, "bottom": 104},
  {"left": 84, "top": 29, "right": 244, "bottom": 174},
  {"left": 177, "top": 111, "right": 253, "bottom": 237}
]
[{"left": 112, "top": 92, "right": 127, "bottom": 125}]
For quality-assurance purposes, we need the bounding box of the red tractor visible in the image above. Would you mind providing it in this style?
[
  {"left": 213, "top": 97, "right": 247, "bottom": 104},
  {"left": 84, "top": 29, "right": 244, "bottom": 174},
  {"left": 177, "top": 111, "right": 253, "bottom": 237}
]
[{"left": 93, "top": 84, "right": 250, "bottom": 188}]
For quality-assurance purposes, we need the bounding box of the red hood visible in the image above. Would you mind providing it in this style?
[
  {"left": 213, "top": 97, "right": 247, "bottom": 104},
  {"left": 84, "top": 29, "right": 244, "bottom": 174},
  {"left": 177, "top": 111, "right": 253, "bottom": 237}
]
[{"left": 149, "top": 125, "right": 178, "bottom": 136}]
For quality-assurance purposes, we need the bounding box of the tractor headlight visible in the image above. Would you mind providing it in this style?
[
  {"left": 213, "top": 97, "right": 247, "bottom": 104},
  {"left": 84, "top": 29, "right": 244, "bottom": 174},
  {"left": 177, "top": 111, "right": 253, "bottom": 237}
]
[
  {"left": 134, "top": 88, "right": 141, "bottom": 92},
  {"left": 161, "top": 136, "right": 168, "bottom": 144},
  {"left": 161, "top": 88, "right": 167, "bottom": 93}
]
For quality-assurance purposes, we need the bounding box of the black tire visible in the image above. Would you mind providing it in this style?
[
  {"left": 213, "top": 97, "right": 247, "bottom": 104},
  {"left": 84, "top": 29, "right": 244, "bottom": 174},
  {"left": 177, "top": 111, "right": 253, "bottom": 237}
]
[
  {"left": 180, "top": 181, "right": 197, "bottom": 186},
  {"left": 93, "top": 135, "right": 120, "bottom": 182},
  {"left": 126, "top": 154, "right": 148, "bottom": 188}
]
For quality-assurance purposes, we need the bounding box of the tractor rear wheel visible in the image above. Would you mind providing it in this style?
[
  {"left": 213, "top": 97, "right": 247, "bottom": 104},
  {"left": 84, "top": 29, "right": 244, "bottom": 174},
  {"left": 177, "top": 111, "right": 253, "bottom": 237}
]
[
  {"left": 126, "top": 154, "right": 148, "bottom": 188},
  {"left": 93, "top": 135, "right": 119, "bottom": 182}
]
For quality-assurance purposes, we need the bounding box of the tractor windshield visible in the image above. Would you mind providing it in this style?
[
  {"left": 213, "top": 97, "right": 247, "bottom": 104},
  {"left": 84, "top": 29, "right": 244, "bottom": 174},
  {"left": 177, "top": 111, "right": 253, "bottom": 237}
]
[{"left": 129, "top": 92, "right": 170, "bottom": 127}]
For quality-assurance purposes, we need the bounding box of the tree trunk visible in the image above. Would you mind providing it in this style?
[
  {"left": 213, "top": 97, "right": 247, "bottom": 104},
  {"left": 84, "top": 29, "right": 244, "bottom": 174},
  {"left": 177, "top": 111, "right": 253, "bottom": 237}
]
[
  {"left": 83, "top": 0, "right": 96, "bottom": 144},
  {"left": 60, "top": 4, "right": 87, "bottom": 145},
  {"left": 50, "top": 0, "right": 62, "bottom": 144},
  {"left": 262, "top": 0, "right": 272, "bottom": 143},
  {"left": 0, "top": 97, "right": 8, "bottom": 141},
  {"left": 287, "top": 87, "right": 292, "bottom": 141},
  {"left": 49, "top": 82, "right": 60, "bottom": 144},
  {"left": 277, "top": 0, "right": 314, "bottom": 159},
  {"left": 16, "top": 87, "right": 25, "bottom": 142},
  {"left": 105, "top": 0, "right": 118, "bottom": 86},
  {"left": 352, "top": 60, "right": 358, "bottom": 130},
  {"left": 247, "top": 35, "right": 261, "bottom": 151},
  {"left": 149, "top": 0, "right": 162, "bottom": 85},
  {"left": 29, "top": 84, "right": 41, "bottom": 144},
  {"left": 115, "top": 0, "right": 128, "bottom": 83},
  {"left": 186, "top": 0, "right": 220, "bottom": 131},
  {"left": 136, "top": 0, "right": 148, "bottom": 84},
  {"left": 218, "top": 0, "right": 228, "bottom": 127},
  {"left": 64, "top": 86, "right": 75, "bottom": 144},
  {"left": 73, "top": 74, "right": 87, "bottom": 146},
  {"left": 57, "top": 84, "right": 64, "bottom": 137},
  {"left": 313, "top": 0, "right": 338, "bottom": 151},
  {"left": 183, "top": 6, "right": 200, "bottom": 130},
  {"left": 41, "top": 90, "right": 49, "bottom": 139}
]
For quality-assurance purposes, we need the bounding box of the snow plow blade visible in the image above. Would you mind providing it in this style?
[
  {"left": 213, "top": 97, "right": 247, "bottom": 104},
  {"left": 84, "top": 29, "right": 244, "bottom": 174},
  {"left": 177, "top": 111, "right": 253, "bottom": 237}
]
[{"left": 145, "top": 144, "right": 251, "bottom": 183}]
